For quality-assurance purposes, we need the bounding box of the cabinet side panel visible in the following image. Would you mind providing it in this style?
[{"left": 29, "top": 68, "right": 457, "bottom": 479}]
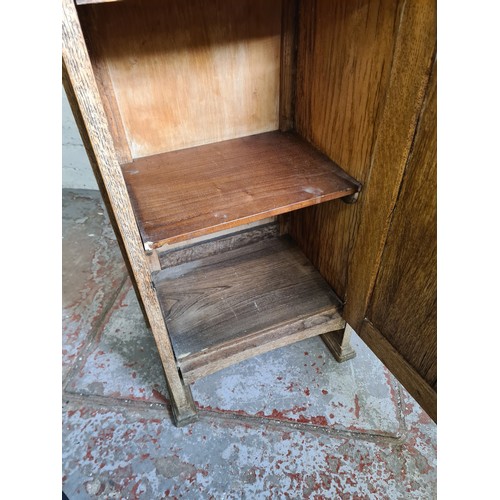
[
  {"left": 290, "top": 0, "right": 403, "bottom": 298},
  {"left": 82, "top": 0, "right": 282, "bottom": 159},
  {"left": 367, "top": 60, "right": 437, "bottom": 389}
]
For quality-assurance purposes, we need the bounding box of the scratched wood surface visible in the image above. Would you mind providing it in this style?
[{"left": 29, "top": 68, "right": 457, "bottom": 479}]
[
  {"left": 154, "top": 236, "right": 343, "bottom": 368},
  {"left": 121, "top": 131, "right": 360, "bottom": 247},
  {"left": 289, "top": 0, "right": 404, "bottom": 299},
  {"left": 367, "top": 59, "right": 437, "bottom": 393},
  {"left": 77, "top": 0, "right": 282, "bottom": 159},
  {"left": 157, "top": 222, "right": 280, "bottom": 269}
]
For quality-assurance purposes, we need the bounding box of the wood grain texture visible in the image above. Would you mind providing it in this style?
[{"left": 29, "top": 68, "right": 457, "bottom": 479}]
[
  {"left": 279, "top": 0, "right": 299, "bottom": 131},
  {"left": 157, "top": 222, "right": 280, "bottom": 270},
  {"left": 79, "top": 0, "right": 282, "bottom": 159},
  {"left": 154, "top": 236, "right": 343, "bottom": 371},
  {"left": 121, "top": 131, "right": 360, "bottom": 248},
  {"left": 77, "top": 6, "right": 132, "bottom": 164},
  {"left": 180, "top": 309, "right": 344, "bottom": 383},
  {"left": 368, "top": 59, "right": 437, "bottom": 389},
  {"left": 289, "top": 0, "right": 404, "bottom": 299},
  {"left": 63, "top": 0, "right": 197, "bottom": 425},
  {"left": 343, "top": 0, "right": 437, "bottom": 331},
  {"left": 359, "top": 319, "right": 436, "bottom": 422}
]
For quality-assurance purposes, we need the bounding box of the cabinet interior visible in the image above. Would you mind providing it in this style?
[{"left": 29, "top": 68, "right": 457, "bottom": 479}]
[{"left": 76, "top": 0, "right": 361, "bottom": 380}]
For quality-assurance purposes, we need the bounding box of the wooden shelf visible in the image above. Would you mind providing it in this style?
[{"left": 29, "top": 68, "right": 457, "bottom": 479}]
[
  {"left": 154, "top": 235, "right": 344, "bottom": 383},
  {"left": 122, "top": 131, "right": 360, "bottom": 248}
]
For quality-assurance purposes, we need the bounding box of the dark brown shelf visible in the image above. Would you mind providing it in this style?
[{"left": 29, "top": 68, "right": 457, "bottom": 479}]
[
  {"left": 154, "top": 235, "right": 344, "bottom": 383},
  {"left": 122, "top": 131, "right": 360, "bottom": 248}
]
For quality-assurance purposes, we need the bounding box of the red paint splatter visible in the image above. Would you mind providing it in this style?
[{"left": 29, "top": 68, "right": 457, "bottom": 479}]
[
  {"left": 152, "top": 389, "right": 169, "bottom": 403},
  {"left": 322, "top": 389, "right": 328, "bottom": 395},
  {"left": 304, "top": 351, "right": 309, "bottom": 356},
  {"left": 140, "top": 453, "right": 150, "bottom": 460},
  {"left": 304, "top": 388, "right": 310, "bottom": 396},
  {"left": 132, "top": 371, "right": 137, "bottom": 379},
  {"left": 277, "top": 376, "right": 283, "bottom": 381},
  {"left": 130, "top": 481, "right": 141, "bottom": 500}
]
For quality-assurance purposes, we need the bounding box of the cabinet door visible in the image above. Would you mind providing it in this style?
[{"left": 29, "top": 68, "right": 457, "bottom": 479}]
[
  {"left": 350, "top": 63, "right": 437, "bottom": 421},
  {"left": 290, "top": 0, "right": 437, "bottom": 420}
]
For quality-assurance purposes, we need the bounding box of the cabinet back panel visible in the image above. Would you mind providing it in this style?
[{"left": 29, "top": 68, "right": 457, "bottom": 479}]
[{"left": 79, "top": 0, "right": 282, "bottom": 159}]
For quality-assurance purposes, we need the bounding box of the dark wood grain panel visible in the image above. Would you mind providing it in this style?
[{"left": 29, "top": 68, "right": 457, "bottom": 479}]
[
  {"left": 154, "top": 236, "right": 343, "bottom": 362},
  {"left": 289, "top": 0, "right": 404, "bottom": 299},
  {"left": 343, "top": 0, "right": 436, "bottom": 330},
  {"left": 279, "top": 0, "right": 299, "bottom": 131},
  {"left": 158, "top": 223, "right": 280, "bottom": 269},
  {"left": 367, "top": 59, "right": 437, "bottom": 389},
  {"left": 121, "top": 131, "right": 360, "bottom": 248}
]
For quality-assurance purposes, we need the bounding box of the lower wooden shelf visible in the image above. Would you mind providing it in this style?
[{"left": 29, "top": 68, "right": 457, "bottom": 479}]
[{"left": 154, "top": 234, "right": 345, "bottom": 383}]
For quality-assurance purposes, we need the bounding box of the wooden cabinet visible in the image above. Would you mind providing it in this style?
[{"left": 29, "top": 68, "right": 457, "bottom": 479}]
[{"left": 63, "top": 0, "right": 436, "bottom": 425}]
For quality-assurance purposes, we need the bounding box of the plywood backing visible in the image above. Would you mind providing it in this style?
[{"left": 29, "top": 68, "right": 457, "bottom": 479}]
[
  {"left": 289, "top": 0, "right": 404, "bottom": 299},
  {"left": 78, "top": 0, "right": 282, "bottom": 159},
  {"left": 121, "top": 131, "right": 360, "bottom": 248}
]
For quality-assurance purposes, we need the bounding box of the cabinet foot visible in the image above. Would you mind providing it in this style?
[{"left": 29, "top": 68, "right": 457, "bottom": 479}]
[
  {"left": 321, "top": 324, "right": 356, "bottom": 362},
  {"left": 168, "top": 379, "right": 198, "bottom": 427}
]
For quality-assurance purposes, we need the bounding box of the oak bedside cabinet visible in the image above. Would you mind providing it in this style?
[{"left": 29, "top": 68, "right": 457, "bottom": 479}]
[{"left": 63, "top": 0, "right": 437, "bottom": 425}]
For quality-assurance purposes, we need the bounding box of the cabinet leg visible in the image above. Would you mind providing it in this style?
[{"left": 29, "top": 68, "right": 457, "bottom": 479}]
[
  {"left": 321, "top": 323, "right": 356, "bottom": 362},
  {"left": 166, "top": 376, "right": 198, "bottom": 427}
]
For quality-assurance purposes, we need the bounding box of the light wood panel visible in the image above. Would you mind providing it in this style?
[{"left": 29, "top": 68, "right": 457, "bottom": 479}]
[
  {"left": 77, "top": 6, "right": 132, "bottom": 164},
  {"left": 121, "top": 131, "right": 360, "bottom": 248},
  {"left": 154, "top": 236, "right": 344, "bottom": 382},
  {"left": 78, "top": 0, "right": 282, "bottom": 159},
  {"left": 289, "top": 0, "right": 404, "bottom": 299},
  {"left": 367, "top": 59, "right": 437, "bottom": 391}
]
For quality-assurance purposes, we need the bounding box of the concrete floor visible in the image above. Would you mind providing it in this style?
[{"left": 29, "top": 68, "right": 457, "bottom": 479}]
[{"left": 62, "top": 189, "right": 437, "bottom": 499}]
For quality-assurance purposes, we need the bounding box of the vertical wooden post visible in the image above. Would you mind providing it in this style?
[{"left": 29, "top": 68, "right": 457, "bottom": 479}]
[{"left": 62, "top": 0, "right": 197, "bottom": 426}]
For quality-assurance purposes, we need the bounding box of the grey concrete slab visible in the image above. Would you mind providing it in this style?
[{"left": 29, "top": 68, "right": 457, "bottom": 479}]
[
  {"left": 62, "top": 393, "right": 436, "bottom": 499},
  {"left": 62, "top": 190, "right": 128, "bottom": 381}
]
